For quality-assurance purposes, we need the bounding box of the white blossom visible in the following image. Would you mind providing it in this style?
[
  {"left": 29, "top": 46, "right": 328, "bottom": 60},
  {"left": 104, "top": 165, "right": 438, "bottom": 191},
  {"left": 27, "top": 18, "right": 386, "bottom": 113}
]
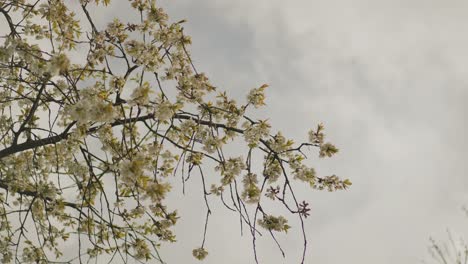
[
  {"left": 66, "top": 92, "right": 116, "bottom": 124},
  {"left": 247, "top": 84, "right": 268, "bottom": 108},
  {"left": 215, "top": 157, "right": 246, "bottom": 185},
  {"left": 243, "top": 120, "right": 270, "bottom": 147},
  {"left": 155, "top": 100, "right": 174, "bottom": 121},
  {"left": 130, "top": 83, "right": 151, "bottom": 106}
]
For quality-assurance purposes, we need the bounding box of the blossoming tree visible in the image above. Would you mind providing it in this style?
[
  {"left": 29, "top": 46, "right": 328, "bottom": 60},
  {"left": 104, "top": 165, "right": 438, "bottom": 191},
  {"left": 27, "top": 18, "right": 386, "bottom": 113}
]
[{"left": 0, "top": 0, "right": 350, "bottom": 263}]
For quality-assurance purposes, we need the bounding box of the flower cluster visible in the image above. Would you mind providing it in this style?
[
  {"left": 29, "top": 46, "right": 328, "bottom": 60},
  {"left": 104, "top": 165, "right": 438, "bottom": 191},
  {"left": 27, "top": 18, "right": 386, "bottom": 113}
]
[
  {"left": 315, "top": 175, "right": 352, "bottom": 191},
  {"left": 265, "top": 186, "right": 280, "bottom": 200},
  {"left": 176, "top": 73, "right": 215, "bottom": 103},
  {"left": 132, "top": 239, "right": 150, "bottom": 260},
  {"left": 119, "top": 153, "right": 150, "bottom": 186},
  {"left": 263, "top": 158, "right": 282, "bottom": 183},
  {"left": 179, "top": 119, "right": 197, "bottom": 138},
  {"left": 241, "top": 173, "right": 261, "bottom": 204},
  {"left": 216, "top": 92, "right": 242, "bottom": 117},
  {"left": 186, "top": 152, "right": 204, "bottom": 166},
  {"left": 106, "top": 19, "right": 128, "bottom": 43},
  {"left": 258, "top": 215, "right": 290, "bottom": 233},
  {"left": 243, "top": 120, "right": 271, "bottom": 148},
  {"left": 87, "top": 32, "right": 111, "bottom": 67},
  {"left": 144, "top": 182, "right": 172, "bottom": 203},
  {"left": 0, "top": 235, "right": 12, "bottom": 263},
  {"left": 47, "top": 53, "right": 70, "bottom": 76},
  {"left": 247, "top": 84, "right": 268, "bottom": 108},
  {"left": 65, "top": 88, "right": 116, "bottom": 125},
  {"left": 158, "top": 150, "right": 178, "bottom": 177},
  {"left": 308, "top": 123, "right": 339, "bottom": 158},
  {"left": 308, "top": 123, "right": 325, "bottom": 144},
  {"left": 192, "top": 247, "right": 208, "bottom": 261},
  {"left": 22, "top": 244, "right": 46, "bottom": 264},
  {"left": 125, "top": 40, "right": 161, "bottom": 71},
  {"left": 210, "top": 184, "right": 224, "bottom": 196},
  {"left": 97, "top": 124, "right": 119, "bottom": 154},
  {"left": 289, "top": 154, "right": 316, "bottom": 185},
  {"left": 0, "top": 43, "right": 13, "bottom": 62},
  {"left": 130, "top": 82, "right": 152, "bottom": 106},
  {"left": 268, "top": 132, "right": 294, "bottom": 153},
  {"left": 215, "top": 157, "right": 246, "bottom": 185},
  {"left": 155, "top": 100, "right": 175, "bottom": 122},
  {"left": 202, "top": 135, "right": 222, "bottom": 154},
  {"left": 319, "top": 142, "right": 339, "bottom": 158},
  {"left": 37, "top": 0, "right": 81, "bottom": 49},
  {"left": 147, "top": 5, "right": 169, "bottom": 25}
]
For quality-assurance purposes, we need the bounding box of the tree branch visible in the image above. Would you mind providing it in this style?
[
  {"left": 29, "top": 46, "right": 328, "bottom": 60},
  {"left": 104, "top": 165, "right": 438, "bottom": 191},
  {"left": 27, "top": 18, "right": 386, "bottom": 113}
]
[{"left": 0, "top": 113, "right": 245, "bottom": 159}]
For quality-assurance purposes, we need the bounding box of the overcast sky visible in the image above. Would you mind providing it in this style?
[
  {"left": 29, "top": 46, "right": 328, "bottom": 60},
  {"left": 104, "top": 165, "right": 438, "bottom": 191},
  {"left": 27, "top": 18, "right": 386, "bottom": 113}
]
[
  {"left": 155, "top": 1, "right": 468, "bottom": 263},
  {"left": 2, "top": 0, "right": 468, "bottom": 263},
  {"left": 63, "top": 0, "right": 468, "bottom": 263}
]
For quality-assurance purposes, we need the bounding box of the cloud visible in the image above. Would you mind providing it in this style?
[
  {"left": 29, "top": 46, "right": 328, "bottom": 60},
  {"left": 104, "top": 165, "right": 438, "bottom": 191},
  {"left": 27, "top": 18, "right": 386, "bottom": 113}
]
[{"left": 159, "top": 0, "right": 468, "bottom": 263}]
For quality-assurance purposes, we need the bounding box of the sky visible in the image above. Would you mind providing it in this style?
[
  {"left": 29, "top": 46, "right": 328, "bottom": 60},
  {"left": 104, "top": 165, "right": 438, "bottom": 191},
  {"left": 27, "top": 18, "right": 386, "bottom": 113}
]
[
  {"left": 2, "top": 0, "right": 468, "bottom": 263},
  {"left": 157, "top": 0, "right": 468, "bottom": 263}
]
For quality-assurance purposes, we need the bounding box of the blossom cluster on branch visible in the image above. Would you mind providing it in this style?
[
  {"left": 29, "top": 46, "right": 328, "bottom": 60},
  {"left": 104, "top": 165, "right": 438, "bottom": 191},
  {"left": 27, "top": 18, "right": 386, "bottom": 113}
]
[{"left": 0, "top": 0, "right": 350, "bottom": 263}]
